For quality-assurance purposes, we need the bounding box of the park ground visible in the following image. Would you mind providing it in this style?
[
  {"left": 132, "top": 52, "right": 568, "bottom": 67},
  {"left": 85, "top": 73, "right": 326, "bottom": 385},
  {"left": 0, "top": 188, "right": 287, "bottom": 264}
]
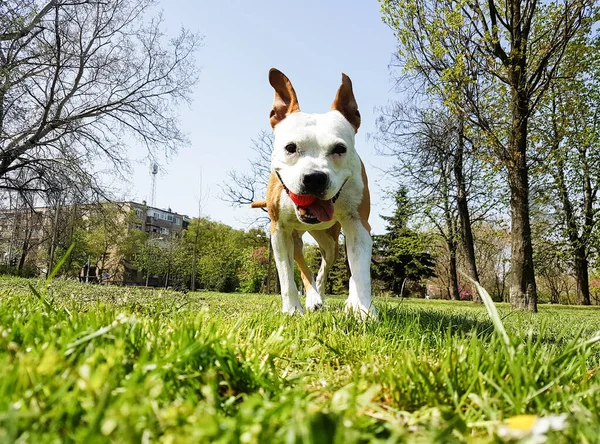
[{"left": 0, "top": 277, "right": 599, "bottom": 443}]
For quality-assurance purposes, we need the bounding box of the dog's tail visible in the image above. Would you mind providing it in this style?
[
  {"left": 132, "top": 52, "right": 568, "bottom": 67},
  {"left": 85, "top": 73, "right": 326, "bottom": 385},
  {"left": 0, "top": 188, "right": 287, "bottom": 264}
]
[{"left": 250, "top": 200, "right": 267, "bottom": 209}]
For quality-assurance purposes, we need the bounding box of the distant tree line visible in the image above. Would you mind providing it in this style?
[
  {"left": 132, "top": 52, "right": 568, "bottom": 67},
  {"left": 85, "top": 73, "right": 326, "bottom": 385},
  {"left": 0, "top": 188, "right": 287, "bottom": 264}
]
[{"left": 0, "top": 200, "right": 279, "bottom": 293}]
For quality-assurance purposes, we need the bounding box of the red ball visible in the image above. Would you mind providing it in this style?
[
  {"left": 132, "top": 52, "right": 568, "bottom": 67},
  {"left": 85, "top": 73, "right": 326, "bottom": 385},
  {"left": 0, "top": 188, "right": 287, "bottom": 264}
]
[{"left": 289, "top": 192, "right": 316, "bottom": 207}]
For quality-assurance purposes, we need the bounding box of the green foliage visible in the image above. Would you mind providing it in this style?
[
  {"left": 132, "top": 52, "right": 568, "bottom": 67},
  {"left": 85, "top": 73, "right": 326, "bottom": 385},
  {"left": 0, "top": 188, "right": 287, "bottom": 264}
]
[
  {"left": 372, "top": 187, "right": 435, "bottom": 295},
  {"left": 304, "top": 241, "right": 350, "bottom": 296},
  {"left": 179, "top": 218, "right": 269, "bottom": 292},
  {"left": 0, "top": 277, "right": 599, "bottom": 441},
  {"left": 238, "top": 247, "right": 269, "bottom": 293},
  {"left": 54, "top": 204, "right": 148, "bottom": 278},
  {"left": 0, "top": 264, "right": 37, "bottom": 278},
  {"left": 125, "top": 217, "right": 272, "bottom": 291},
  {"left": 326, "top": 243, "right": 350, "bottom": 296},
  {"left": 134, "top": 243, "right": 166, "bottom": 280}
]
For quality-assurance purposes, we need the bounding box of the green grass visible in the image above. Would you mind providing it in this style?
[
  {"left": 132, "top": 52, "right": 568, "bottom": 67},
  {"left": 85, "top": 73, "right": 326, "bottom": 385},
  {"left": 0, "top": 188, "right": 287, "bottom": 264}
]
[{"left": 0, "top": 276, "right": 599, "bottom": 443}]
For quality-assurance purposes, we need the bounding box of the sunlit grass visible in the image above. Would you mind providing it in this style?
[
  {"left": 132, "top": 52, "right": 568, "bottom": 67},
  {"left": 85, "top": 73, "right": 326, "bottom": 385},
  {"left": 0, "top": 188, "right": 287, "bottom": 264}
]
[{"left": 0, "top": 276, "right": 599, "bottom": 442}]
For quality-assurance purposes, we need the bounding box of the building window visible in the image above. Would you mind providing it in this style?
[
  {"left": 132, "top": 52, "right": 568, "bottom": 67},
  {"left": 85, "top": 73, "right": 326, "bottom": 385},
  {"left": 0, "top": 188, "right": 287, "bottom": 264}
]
[
  {"left": 135, "top": 209, "right": 143, "bottom": 217},
  {"left": 160, "top": 227, "right": 170, "bottom": 235}
]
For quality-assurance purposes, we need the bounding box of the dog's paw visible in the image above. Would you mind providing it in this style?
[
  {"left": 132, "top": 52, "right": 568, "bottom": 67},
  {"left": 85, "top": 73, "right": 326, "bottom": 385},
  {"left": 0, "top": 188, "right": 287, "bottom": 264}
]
[
  {"left": 344, "top": 299, "right": 377, "bottom": 320},
  {"left": 282, "top": 301, "right": 304, "bottom": 315},
  {"left": 305, "top": 288, "right": 324, "bottom": 311}
]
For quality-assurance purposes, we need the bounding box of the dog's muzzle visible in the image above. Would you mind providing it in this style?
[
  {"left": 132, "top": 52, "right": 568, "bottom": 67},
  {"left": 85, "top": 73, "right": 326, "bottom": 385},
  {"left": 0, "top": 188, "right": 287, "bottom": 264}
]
[{"left": 276, "top": 171, "right": 346, "bottom": 224}]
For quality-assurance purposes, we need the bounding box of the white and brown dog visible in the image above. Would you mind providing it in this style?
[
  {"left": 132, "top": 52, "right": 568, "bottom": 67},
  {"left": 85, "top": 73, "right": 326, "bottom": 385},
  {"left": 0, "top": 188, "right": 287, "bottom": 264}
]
[{"left": 252, "top": 69, "right": 375, "bottom": 318}]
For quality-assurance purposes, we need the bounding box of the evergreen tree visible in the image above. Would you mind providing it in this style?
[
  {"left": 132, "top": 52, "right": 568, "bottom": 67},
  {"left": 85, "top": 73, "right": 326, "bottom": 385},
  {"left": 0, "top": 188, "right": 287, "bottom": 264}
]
[
  {"left": 372, "top": 187, "right": 435, "bottom": 296},
  {"left": 304, "top": 241, "right": 350, "bottom": 296},
  {"left": 326, "top": 238, "right": 350, "bottom": 295}
]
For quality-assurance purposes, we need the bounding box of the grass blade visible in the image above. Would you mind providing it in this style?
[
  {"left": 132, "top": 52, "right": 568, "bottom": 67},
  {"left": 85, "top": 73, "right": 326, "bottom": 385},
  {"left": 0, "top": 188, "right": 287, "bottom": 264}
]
[
  {"left": 28, "top": 281, "right": 55, "bottom": 313},
  {"left": 48, "top": 243, "right": 75, "bottom": 281},
  {"left": 460, "top": 272, "right": 512, "bottom": 354},
  {"left": 65, "top": 324, "right": 116, "bottom": 354}
]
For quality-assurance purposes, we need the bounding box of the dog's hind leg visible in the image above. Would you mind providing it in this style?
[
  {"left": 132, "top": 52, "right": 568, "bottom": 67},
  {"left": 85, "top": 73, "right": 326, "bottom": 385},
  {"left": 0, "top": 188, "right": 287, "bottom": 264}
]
[
  {"left": 293, "top": 231, "right": 323, "bottom": 311},
  {"left": 272, "top": 227, "right": 303, "bottom": 315},
  {"left": 309, "top": 223, "right": 341, "bottom": 300}
]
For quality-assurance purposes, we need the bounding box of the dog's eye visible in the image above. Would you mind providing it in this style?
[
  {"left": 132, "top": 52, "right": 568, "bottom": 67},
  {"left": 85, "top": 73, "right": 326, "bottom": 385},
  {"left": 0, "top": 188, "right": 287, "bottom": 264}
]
[
  {"left": 284, "top": 143, "right": 297, "bottom": 154},
  {"left": 332, "top": 143, "right": 347, "bottom": 155}
]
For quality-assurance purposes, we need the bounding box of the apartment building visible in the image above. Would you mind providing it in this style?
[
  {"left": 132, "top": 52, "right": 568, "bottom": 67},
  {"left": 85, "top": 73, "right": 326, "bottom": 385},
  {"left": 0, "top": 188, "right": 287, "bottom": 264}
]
[
  {"left": 130, "top": 201, "right": 190, "bottom": 238},
  {"left": 0, "top": 201, "right": 190, "bottom": 286},
  {"left": 116, "top": 202, "right": 190, "bottom": 286}
]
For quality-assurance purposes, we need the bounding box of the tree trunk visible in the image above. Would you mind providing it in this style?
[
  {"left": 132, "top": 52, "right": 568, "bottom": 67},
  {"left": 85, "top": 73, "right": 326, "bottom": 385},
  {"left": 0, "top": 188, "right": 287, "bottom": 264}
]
[
  {"left": 66, "top": 205, "right": 77, "bottom": 271},
  {"left": 100, "top": 249, "right": 108, "bottom": 283},
  {"left": 438, "top": 156, "right": 460, "bottom": 301},
  {"left": 502, "top": 6, "right": 537, "bottom": 312},
  {"left": 266, "top": 237, "right": 273, "bottom": 293},
  {"left": 574, "top": 247, "right": 591, "bottom": 305},
  {"left": 18, "top": 232, "right": 30, "bottom": 273},
  {"left": 507, "top": 131, "right": 537, "bottom": 312},
  {"left": 505, "top": 52, "right": 538, "bottom": 311},
  {"left": 550, "top": 283, "right": 560, "bottom": 304},
  {"left": 453, "top": 113, "right": 481, "bottom": 302},
  {"left": 47, "top": 201, "right": 61, "bottom": 278},
  {"left": 554, "top": 154, "right": 592, "bottom": 307},
  {"left": 580, "top": 144, "right": 594, "bottom": 306},
  {"left": 191, "top": 235, "right": 198, "bottom": 292},
  {"left": 448, "top": 241, "right": 460, "bottom": 300}
]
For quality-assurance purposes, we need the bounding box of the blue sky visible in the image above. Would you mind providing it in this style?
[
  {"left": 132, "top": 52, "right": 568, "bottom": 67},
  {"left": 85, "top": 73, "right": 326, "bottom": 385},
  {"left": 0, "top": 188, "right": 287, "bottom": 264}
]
[{"left": 124, "top": 0, "right": 400, "bottom": 234}]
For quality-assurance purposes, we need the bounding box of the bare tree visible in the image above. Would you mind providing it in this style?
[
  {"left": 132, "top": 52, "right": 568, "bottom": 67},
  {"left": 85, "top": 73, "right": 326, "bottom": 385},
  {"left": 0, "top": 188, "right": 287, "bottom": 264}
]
[
  {"left": 221, "top": 130, "right": 273, "bottom": 223},
  {"left": 190, "top": 171, "right": 209, "bottom": 292},
  {"left": 376, "top": 103, "right": 499, "bottom": 300},
  {"left": 221, "top": 130, "right": 282, "bottom": 293},
  {"left": 473, "top": 222, "right": 511, "bottom": 301},
  {"left": 0, "top": 0, "right": 202, "bottom": 201},
  {"left": 377, "top": 105, "right": 462, "bottom": 299}
]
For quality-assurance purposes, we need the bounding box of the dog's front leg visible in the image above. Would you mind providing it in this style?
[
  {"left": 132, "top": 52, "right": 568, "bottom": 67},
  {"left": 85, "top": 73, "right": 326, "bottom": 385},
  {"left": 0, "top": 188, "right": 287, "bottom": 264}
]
[
  {"left": 272, "top": 227, "right": 303, "bottom": 315},
  {"left": 342, "top": 219, "right": 376, "bottom": 318}
]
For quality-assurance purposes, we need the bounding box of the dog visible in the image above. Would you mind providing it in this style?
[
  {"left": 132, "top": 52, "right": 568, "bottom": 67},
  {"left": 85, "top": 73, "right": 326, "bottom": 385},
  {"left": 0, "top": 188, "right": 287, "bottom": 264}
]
[{"left": 251, "top": 69, "right": 375, "bottom": 318}]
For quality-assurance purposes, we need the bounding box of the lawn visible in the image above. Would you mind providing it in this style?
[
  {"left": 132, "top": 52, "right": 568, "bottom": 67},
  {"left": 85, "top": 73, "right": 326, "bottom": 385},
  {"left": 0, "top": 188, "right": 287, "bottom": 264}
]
[{"left": 0, "top": 276, "right": 599, "bottom": 443}]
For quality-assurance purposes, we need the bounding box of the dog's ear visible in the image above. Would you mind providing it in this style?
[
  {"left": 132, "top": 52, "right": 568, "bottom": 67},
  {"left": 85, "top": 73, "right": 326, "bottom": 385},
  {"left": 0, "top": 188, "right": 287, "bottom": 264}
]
[
  {"left": 331, "top": 73, "right": 360, "bottom": 133},
  {"left": 269, "top": 68, "right": 300, "bottom": 128}
]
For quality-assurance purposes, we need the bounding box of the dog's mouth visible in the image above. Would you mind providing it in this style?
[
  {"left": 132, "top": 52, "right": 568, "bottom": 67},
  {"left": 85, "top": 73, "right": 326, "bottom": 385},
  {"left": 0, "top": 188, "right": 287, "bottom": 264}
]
[
  {"left": 293, "top": 195, "right": 335, "bottom": 224},
  {"left": 276, "top": 172, "right": 345, "bottom": 224}
]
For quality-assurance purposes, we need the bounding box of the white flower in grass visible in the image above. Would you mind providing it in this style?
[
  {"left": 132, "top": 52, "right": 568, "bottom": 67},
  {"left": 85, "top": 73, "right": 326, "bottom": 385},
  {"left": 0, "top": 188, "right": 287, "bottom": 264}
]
[
  {"left": 498, "top": 414, "right": 568, "bottom": 442},
  {"left": 112, "top": 313, "right": 137, "bottom": 326},
  {"left": 78, "top": 363, "right": 91, "bottom": 380}
]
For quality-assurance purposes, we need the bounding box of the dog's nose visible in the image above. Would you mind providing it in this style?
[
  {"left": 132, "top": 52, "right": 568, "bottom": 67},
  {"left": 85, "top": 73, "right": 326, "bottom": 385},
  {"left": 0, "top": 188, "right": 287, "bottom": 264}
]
[{"left": 301, "top": 171, "right": 328, "bottom": 196}]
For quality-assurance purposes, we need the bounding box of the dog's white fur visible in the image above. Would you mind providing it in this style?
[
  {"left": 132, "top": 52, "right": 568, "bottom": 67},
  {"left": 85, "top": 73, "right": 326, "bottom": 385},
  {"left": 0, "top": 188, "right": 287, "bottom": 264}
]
[
  {"left": 273, "top": 112, "right": 357, "bottom": 204},
  {"left": 260, "top": 69, "right": 375, "bottom": 318}
]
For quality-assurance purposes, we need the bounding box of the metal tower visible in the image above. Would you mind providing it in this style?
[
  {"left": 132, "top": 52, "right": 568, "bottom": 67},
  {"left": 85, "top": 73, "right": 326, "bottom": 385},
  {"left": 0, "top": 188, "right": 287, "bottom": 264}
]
[{"left": 150, "top": 163, "right": 158, "bottom": 206}]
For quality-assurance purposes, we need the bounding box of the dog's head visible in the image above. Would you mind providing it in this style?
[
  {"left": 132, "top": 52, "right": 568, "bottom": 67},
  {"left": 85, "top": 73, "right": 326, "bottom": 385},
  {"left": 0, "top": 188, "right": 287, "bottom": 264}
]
[{"left": 268, "top": 68, "right": 361, "bottom": 225}]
